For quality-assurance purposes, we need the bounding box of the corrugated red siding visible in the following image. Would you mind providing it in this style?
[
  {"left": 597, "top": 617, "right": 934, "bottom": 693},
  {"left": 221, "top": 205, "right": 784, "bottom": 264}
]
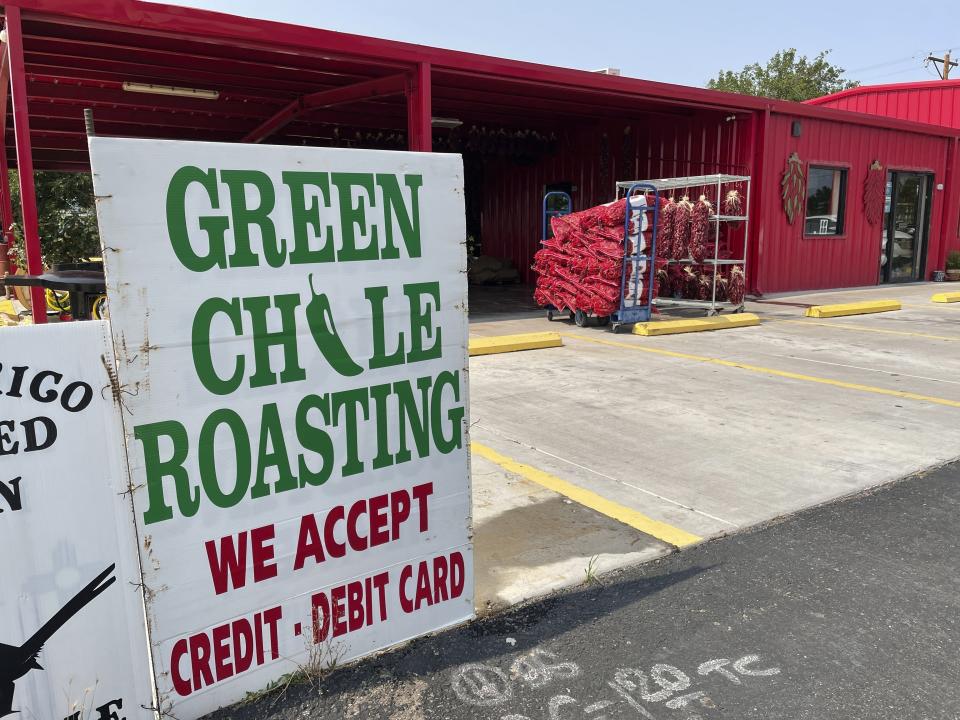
[
  {"left": 812, "top": 82, "right": 960, "bottom": 129},
  {"left": 480, "top": 113, "right": 752, "bottom": 284},
  {"left": 754, "top": 112, "right": 951, "bottom": 294}
]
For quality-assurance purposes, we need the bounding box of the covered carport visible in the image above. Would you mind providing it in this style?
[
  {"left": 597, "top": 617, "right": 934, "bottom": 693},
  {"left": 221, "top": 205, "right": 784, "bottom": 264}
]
[{"left": 0, "top": 0, "right": 768, "bottom": 323}]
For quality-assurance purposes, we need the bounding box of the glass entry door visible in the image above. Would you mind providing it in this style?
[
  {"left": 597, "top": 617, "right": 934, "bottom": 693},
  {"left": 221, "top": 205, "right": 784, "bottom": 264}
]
[{"left": 881, "top": 172, "right": 932, "bottom": 283}]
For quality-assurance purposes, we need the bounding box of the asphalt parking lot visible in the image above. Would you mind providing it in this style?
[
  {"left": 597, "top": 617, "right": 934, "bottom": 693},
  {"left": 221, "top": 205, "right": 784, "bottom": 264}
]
[{"left": 468, "top": 282, "right": 960, "bottom": 610}]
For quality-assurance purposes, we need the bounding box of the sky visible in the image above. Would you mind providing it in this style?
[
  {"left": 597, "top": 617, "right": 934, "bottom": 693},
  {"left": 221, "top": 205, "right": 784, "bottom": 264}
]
[{"left": 168, "top": 0, "right": 960, "bottom": 88}]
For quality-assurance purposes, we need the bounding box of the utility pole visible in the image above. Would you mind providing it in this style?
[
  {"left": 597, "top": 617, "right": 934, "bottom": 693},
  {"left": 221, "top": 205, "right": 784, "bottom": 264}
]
[{"left": 927, "top": 51, "right": 958, "bottom": 79}]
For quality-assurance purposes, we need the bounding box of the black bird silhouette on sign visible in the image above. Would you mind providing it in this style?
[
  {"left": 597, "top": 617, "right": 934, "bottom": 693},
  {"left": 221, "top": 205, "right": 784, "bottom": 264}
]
[{"left": 0, "top": 564, "right": 116, "bottom": 717}]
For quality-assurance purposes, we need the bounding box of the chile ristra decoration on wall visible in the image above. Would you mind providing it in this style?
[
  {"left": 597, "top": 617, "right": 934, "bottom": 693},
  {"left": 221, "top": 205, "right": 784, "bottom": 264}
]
[
  {"left": 781, "top": 152, "right": 805, "bottom": 225},
  {"left": 863, "top": 160, "right": 885, "bottom": 226}
]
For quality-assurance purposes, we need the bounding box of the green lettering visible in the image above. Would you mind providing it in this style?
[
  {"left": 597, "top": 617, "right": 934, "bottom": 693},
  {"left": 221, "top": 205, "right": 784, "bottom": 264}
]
[
  {"left": 243, "top": 294, "right": 306, "bottom": 388},
  {"left": 192, "top": 297, "right": 244, "bottom": 395},
  {"left": 404, "top": 282, "right": 442, "bottom": 363},
  {"left": 282, "top": 171, "right": 336, "bottom": 265},
  {"left": 136, "top": 420, "right": 198, "bottom": 525},
  {"left": 432, "top": 370, "right": 464, "bottom": 454},
  {"left": 368, "top": 382, "right": 394, "bottom": 470},
  {"left": 394, "top": 376, "right": 432, "bottom": 464},
  {"left": 331, "top": 172, "right": 379, "bottom": 262},
  {"left": 166, "top": 166, "right": 229, "bottom": 272},
  {"left": 250, "top": 403, "right": 297, "bottom": 498},
  {"left": 364, "top": 286, "right": 405, "bottom": 369},
  {"left": 220, "top": 169, "right": 284, "bottom": 268},
  {"left": 331, "top": 388, "right": 369, "bottom": 477},
  {"left": 295, "top": 394, "right": 335, "bottom": 487},
  {"left": 376, "top": 174, "right": 422, "bottom": 259},
  {"left": 198, "top": 409, "right": 251, "bottom": 509}
]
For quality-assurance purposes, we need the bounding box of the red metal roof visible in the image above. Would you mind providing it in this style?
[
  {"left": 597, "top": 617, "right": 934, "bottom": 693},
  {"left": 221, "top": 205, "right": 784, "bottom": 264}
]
[
  {"left": 2, "top": 0, "right": 958, "bottom": 171},
  {"left": 809, "top": 80, "right": 960, "bottom": 129}
]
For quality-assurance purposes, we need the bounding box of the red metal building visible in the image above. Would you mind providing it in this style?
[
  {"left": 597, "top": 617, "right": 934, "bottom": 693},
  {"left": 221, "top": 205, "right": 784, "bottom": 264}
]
[
  {"left": 809, "top": 80, "right": 960, "bottom": 129},
  {"left": 1, "top": 0, "right": 958, "bottom": 322}
]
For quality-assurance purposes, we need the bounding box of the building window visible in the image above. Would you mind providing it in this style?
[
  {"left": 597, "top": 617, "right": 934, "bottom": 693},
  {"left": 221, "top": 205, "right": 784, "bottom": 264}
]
[{"left": 805, "top": 166, "right": 847, "bottom": 236}]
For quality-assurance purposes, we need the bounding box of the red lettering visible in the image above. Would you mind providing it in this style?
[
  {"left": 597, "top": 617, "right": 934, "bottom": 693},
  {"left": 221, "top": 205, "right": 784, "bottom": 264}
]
[
  {"left": 169, "top": 607, "right": 282, "bottom": 696},
  {"left": 212, "top": 624, "right": 232, "bottom": 683},
  {"left": 391, "top": 490, "right": 410, "bottom": 540},
  {"left": 347, "top": 499, "right": 368, "bottom": 552},
  {"left": 204, "top": 532, "right": 247, "bottom": 595},
  {"left": 399, "top": 564, "right": 414, "bottom": 613},
  {"left": 412, "top": 482, "right": 433, "bottom": 532},
  {"left": 331, "top": 585, "right": 347, "bottom": 637},
  {"left": 233, "top": 619, "right": 253, "bottom": 674},
  {"left": 294, "top": 514, "right": 325, "bottom": 570},
  {"left": 311, "top": 591, "right": 331, "bottom": 642},
  {"left": 373, "top": 572, "right": 390, "bottom": 622},
  {"left": 347, "top": 580, "right": 364, "bottom": 632},
  {"left": 263, "top": 606, "right": 283, "bottom": 660},
  {"left": 369, "top": 493, "right": 389, "bottom": 546},
  {"left": 415, "top": 561, "right": 433, "bottom": 610},
  {"left": 254, "top": 612, "right": 264, "bottom": 665},
  {"left": 170, "top": 639, "right": 192, "bottom": 697},
  {"left": 364, "top": 576, "right": 373, "bottom": 627},
  {"left": 324, "top": 506, "right": 346, "bottom": 558},
  {"left": 188, "top": 631, "right": 214, "bottom": 691},
  {"left": 450, "top": 551, "right": 465, "bottom": 598},
  {"left": 250, "top": 524, "right": 278, "bottom": 583},
  {"left": 433, "top": 555, "right": 449, "bottom": 604}
]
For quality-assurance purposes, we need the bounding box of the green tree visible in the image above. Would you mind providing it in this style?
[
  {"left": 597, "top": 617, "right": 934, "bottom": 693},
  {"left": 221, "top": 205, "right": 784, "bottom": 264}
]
[
  {"left": 7, "top": 171, "right": 101, "bottom": 268},
  {"left": 707, "top": 49, "right": 858, "bottom": 102}
]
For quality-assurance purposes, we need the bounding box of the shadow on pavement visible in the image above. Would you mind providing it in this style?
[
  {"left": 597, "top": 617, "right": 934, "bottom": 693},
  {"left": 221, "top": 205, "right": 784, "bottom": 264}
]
[{"left": 206, "top": 563, "right": 713, "bottom": 719}]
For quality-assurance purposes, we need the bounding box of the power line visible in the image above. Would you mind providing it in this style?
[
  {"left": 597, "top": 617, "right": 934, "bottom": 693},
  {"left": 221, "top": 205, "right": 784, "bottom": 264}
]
[
  {"left": 845, "top": 44, "right": 958, "bottom": 79},
  {"left": 845, "top": 54, "right": 924, "bottom": 75}
]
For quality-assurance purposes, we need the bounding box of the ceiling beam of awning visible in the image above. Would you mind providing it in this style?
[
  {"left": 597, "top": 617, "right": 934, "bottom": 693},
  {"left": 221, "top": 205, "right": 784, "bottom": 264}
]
[{"left": 242, "top": 72, "right": 408, "bottom": 143}]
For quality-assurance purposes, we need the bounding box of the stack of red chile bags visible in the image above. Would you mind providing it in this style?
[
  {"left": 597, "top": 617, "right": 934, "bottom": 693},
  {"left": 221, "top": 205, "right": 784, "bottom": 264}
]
[{"left": 534, "top": 195, "right": 661, "bottom": 317}]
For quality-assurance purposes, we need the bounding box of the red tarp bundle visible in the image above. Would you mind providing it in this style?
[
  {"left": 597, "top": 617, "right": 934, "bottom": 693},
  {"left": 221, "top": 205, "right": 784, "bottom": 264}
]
[{"left": 534, "top": 197, "right": 659, "bottom": 316}]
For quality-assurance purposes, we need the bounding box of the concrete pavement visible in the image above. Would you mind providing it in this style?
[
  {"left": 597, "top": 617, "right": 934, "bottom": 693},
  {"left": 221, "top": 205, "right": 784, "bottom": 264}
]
[{"left": 468, "top": 282, "right": 960, "bottom": 609}]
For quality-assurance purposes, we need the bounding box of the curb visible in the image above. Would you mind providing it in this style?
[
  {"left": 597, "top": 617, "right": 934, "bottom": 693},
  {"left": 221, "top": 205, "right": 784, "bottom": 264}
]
[
  {"left": 632, "top": 313, "right": 760, "bottom": 336},
  {"left": 931, "top": 292, "right": 960, "bottom": 304},
  {"left": 804, "top": 300, "right": 901, "bottom": 318},
  {"left": 469, "top": 331, "right": 563, "bottom": 356}
]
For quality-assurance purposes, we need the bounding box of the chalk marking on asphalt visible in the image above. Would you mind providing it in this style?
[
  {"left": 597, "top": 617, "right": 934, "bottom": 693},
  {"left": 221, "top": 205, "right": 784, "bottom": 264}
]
[
  {"left": 560, "top": 333, "right": 960, "bottom": 409},
  {"left": 475, "top": 423, "right": 738, "bottom": 529},
  {"left": 773, "top": 318, "right": 960, "bottom": 342},
  {"left": 471, "top": 442, "right": 702, "bottom": 548}
]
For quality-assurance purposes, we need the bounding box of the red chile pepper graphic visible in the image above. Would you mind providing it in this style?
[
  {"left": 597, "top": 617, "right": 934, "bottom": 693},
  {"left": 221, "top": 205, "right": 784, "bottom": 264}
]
[{"left": 306, "top": 274, "right": 364, "bottom": 377}]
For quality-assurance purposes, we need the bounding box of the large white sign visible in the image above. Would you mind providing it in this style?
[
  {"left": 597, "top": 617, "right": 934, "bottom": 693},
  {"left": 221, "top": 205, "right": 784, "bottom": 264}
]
[
  {"left": 90, "top": 138, "right": 473, "bottom": 717},
  {"left": 0, "top": 321, "right": 155, "bottom": 719}
]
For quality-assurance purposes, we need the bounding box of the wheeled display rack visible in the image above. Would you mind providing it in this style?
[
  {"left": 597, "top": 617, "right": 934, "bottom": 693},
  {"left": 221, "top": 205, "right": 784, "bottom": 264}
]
[
  {"left": 615, "top": 173, "right": 751, "bottom": 316},
  {"left": 539, "top": 184, "right": 661, "bottom": 332}
]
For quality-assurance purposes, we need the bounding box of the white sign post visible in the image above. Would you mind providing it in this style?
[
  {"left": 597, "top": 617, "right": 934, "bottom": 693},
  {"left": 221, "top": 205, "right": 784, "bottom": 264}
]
[
  {"left": 90, "top": 138, "right": 473, "bottom": 717},
  {"left": 0, "top": 321, "right": 155, "bottom": 720}
]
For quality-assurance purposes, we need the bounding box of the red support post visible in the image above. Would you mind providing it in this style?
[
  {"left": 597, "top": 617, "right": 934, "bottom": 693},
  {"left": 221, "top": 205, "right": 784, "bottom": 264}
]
[
  {"left": 0, "top": 42, "right": 14, "bottom": 257},
  {"left": 746, "top": 107, "right": 770, "bottom": 296},
  {"left": 406, "top": 62, "right": 432, "bottom": 152},
  {"left": 6, "top": 7, "right": 46, "bottom": 322}
]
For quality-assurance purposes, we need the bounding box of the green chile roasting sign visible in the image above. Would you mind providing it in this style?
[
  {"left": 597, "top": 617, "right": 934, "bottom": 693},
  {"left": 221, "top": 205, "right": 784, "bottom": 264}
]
[{"left": 90, "top": 138, "right": 472, "bottom": 718}]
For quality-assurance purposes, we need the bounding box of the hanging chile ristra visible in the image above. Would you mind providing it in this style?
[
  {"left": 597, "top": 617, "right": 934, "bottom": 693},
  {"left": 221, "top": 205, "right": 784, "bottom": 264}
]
[
  {"left": 781, "top": 152, "right": 805, "bottom": 224},
  {"left": 658, "top": 197, "right": 677, "bottom": 259},
  {"left": 863, "top": 160, "right": 885, "bottom": 226},
  {"left": 690, "top": 195, "right": 715, "bottom": 263},
  {"left": 723, "top": 189, "right": 743, "bottom": 216},
  {"left": 673, "top": 196, "right": 694, "bottom": 259}
]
